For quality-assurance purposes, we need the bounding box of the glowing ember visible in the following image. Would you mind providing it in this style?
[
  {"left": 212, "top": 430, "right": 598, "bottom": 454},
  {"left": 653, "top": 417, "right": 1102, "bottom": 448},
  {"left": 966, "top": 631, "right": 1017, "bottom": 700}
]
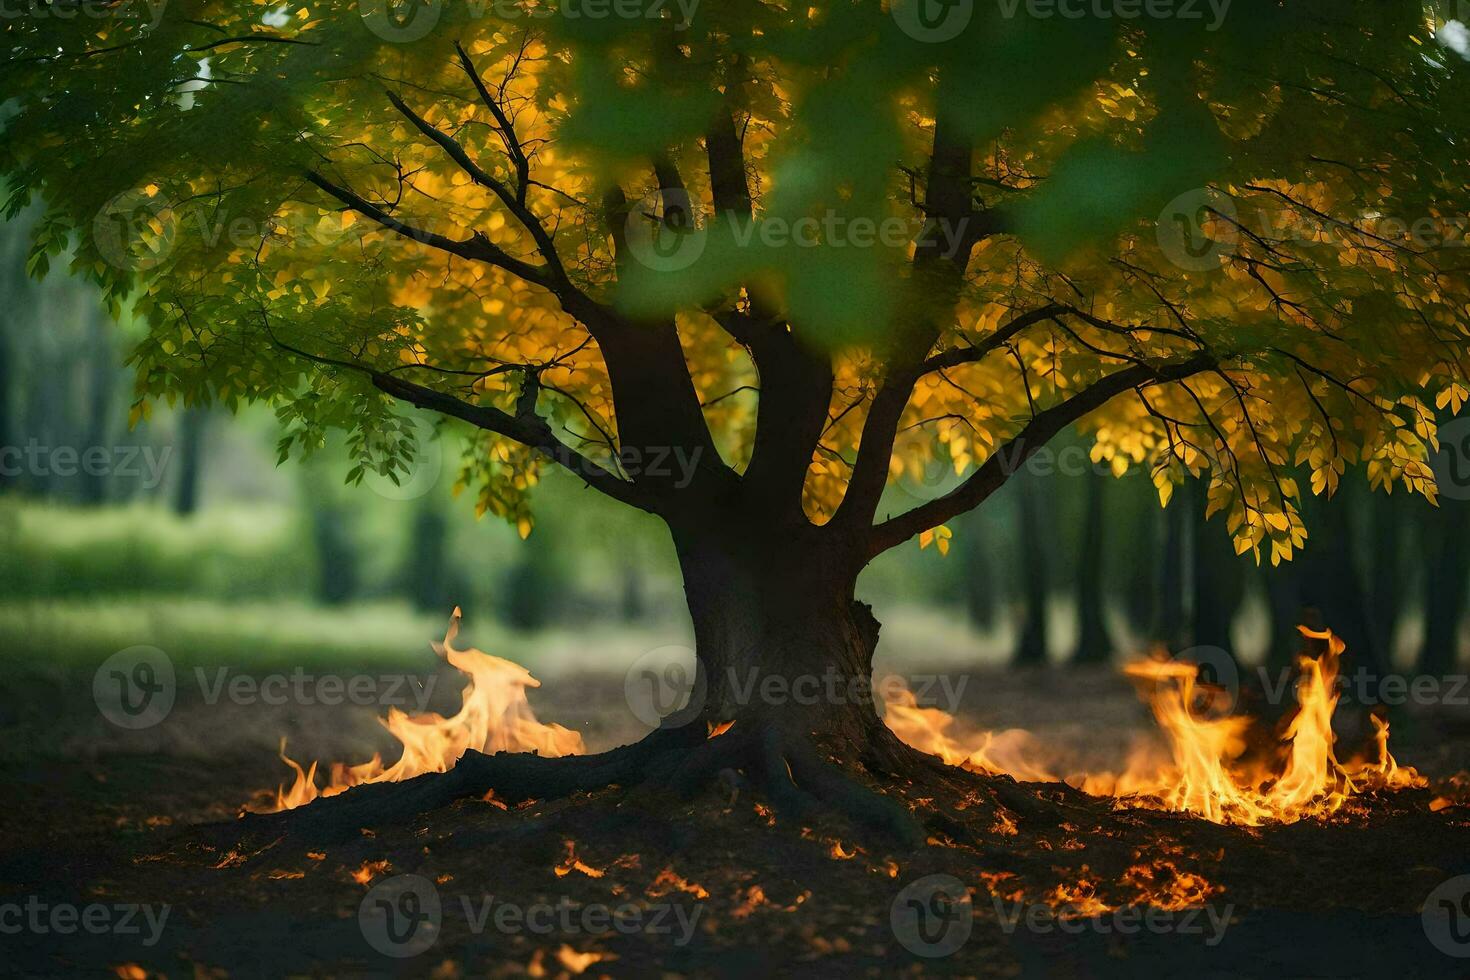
[
  {"left": 647, "top": 867, "right": 710, "bottom": 900},
  {"left": 555, "top": 840, "right": 606, "bottom": 879},
  {"left": 882, "top": 625, "right": 1426, "bottom": 826},
  {"left": 268, "top": 609, "right": 582, "bottom": 811}
]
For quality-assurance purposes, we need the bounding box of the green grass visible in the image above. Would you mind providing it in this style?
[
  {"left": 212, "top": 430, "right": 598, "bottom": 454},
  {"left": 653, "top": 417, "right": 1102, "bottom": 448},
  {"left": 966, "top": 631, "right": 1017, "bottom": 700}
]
[
  {"left": 0, "top": 596, "right": 448, "bottom": 671},
  {"left": 0, "top": 499, "right": 316, "bottom": 600}
]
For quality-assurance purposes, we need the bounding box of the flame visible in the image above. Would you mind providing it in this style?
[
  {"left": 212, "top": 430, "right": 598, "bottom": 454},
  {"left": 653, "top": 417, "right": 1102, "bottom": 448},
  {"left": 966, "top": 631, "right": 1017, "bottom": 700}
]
[
  {"left": 881, "top": 684, "right": 1056, "bottom": 782},
  {"left": 648, "top": 866, "right": 710, "bottom": 899},
  {"left": 883, "top": 625, "right": 1426, "bottom": 826},
  {"left": 268, "top": 609, "right": 583, "bottom": 811}
]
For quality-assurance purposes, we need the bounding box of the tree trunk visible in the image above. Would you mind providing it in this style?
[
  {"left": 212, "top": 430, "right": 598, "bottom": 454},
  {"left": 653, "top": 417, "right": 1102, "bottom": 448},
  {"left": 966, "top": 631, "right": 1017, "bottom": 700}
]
[
  {"left": 1155, "top": 492, "right": 1187, "bottom": 648},
  {"left": 172, "top": 408, "right": 206, "bottom": 516},
  {"left": 1014, "top": 472, "right": 1050, "bottom": 667},
  {"left": 671, "top": 520, "right": 884, "bottom": 745},
  {"left": 1072, "top": 467, "right": 1113, "bottom": 663},
  {"left": 1418, "top": 497, "right": 1470, "bottom": 676},
  {"left": 79, "top": 315, "right": 118, "bottom": 506},
  {"left": 1190, "top": 478, "right": 1244, "bottom": 658}
]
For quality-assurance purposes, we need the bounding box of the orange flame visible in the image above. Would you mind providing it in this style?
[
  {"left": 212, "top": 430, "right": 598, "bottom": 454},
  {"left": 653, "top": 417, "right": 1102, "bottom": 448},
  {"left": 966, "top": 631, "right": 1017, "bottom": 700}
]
[
  {"left": 883, "top": 625, "right": 1425, "bottom": 826},
  {"left": 269, "top": 609, "right": 583, "bottom": 811}
]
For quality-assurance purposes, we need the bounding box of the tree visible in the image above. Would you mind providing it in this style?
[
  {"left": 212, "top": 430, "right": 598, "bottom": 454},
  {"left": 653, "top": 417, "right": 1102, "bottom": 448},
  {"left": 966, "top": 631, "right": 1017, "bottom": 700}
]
[
  {"left": 5, "top": 3, "right": 1469, "bottom": 833},
  {"left": 1072, "top": 466, "right": 1115, "bottom": 664}
]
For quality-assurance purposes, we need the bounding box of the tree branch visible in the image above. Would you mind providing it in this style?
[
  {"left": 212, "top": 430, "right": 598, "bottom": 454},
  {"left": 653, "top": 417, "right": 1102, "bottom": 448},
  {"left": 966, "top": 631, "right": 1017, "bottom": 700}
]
[
  {"left": 303, "top": 171, "right": 551, "bottom": 288},
  {"left": 266, "top": 327, "right": 657, "bottom": 514},
  {"left": 864, "top": 355, "right": 1217, "bottom": 559}
]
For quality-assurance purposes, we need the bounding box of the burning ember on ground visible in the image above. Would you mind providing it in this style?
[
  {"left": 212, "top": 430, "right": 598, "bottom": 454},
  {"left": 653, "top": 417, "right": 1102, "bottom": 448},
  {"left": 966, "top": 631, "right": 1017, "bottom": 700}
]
[{"left": 269, "top": 617, "right": 1424, "bottom": 827}]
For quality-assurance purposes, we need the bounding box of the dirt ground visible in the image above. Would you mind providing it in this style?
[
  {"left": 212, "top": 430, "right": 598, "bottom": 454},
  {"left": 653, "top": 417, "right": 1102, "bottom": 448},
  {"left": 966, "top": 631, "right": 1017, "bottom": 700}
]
[{"left": 4, "top": 653, "right": 1470, "bottom": 978}]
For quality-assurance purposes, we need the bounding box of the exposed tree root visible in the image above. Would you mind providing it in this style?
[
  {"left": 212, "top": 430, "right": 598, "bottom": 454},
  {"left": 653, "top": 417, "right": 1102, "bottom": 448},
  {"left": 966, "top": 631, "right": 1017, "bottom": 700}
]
[{"left": 245, "top": 718, "right": 933, "bottom": 848}]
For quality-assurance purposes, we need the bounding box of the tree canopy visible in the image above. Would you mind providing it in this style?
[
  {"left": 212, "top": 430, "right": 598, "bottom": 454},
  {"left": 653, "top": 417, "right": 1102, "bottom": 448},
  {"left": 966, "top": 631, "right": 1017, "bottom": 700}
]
[{"left": 4, "top": 1, "right": 1469, "bottom": 563}]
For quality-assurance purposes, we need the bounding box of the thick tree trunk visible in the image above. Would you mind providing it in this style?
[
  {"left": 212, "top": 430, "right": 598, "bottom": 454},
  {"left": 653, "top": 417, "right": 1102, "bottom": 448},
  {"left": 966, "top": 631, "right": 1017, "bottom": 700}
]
[{"left": 672, "top": 521, "right": 883, "bottom": 745}]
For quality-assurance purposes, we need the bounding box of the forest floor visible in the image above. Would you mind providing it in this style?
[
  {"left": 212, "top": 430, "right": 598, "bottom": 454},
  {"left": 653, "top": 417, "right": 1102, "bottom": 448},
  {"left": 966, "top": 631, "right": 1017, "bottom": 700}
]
[{"left": 4, "top": 645, "right": 1470, "bottom": 978}]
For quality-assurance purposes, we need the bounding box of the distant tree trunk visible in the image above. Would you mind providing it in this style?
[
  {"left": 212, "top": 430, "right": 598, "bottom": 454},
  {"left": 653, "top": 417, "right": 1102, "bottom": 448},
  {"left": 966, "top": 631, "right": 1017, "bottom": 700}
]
[
  {"left": 1072, "top": 467, "right": 1113, "bottom": 663},
  {"left": 1299, "top": 489, "right": 1387, "bottom": 679},
  {"left": 1190, "top": 479, "right": 1244, "bottom": 658},
  {"left": 1367, "top": 489, "right": 1404, "bottom": 661},
  {"left": 1121, "top": 473, "right": 1158, "bottom": 629},
  {"left": 1263, "top": 559, "right": 1305, "bottom": 671},
  {"left": 620, "top": 558, "right": 649, "bottom": 622},
  {"left": 172, "top": 408, "right": 206, "bottom": 515},
  {"left": 502, "top": 543, "right": 559, "bottom": 631},
  {"left": 403, "top": 497, "right": 451, "bottom": 612},
  {"left": 1155, "top": 493, "right": 1187, "bottom": 648},
  {"left": 1014, "top": 473, "right": 1049, "bottom": 666},
  {"left": 0, "top": 315, "right": 12, "bottom": 493},
  {"left": 960, "top": 516, "right": 997, "bottom": 629},
  {"left": 1418, "top": 497, "right": 1470, "bottom": 676},
  {"left": 310, "top": 501, "right": 359, "bottom": 605},
  {"left": 79, "top": 317, "right": 117, "bottom": 506}
]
